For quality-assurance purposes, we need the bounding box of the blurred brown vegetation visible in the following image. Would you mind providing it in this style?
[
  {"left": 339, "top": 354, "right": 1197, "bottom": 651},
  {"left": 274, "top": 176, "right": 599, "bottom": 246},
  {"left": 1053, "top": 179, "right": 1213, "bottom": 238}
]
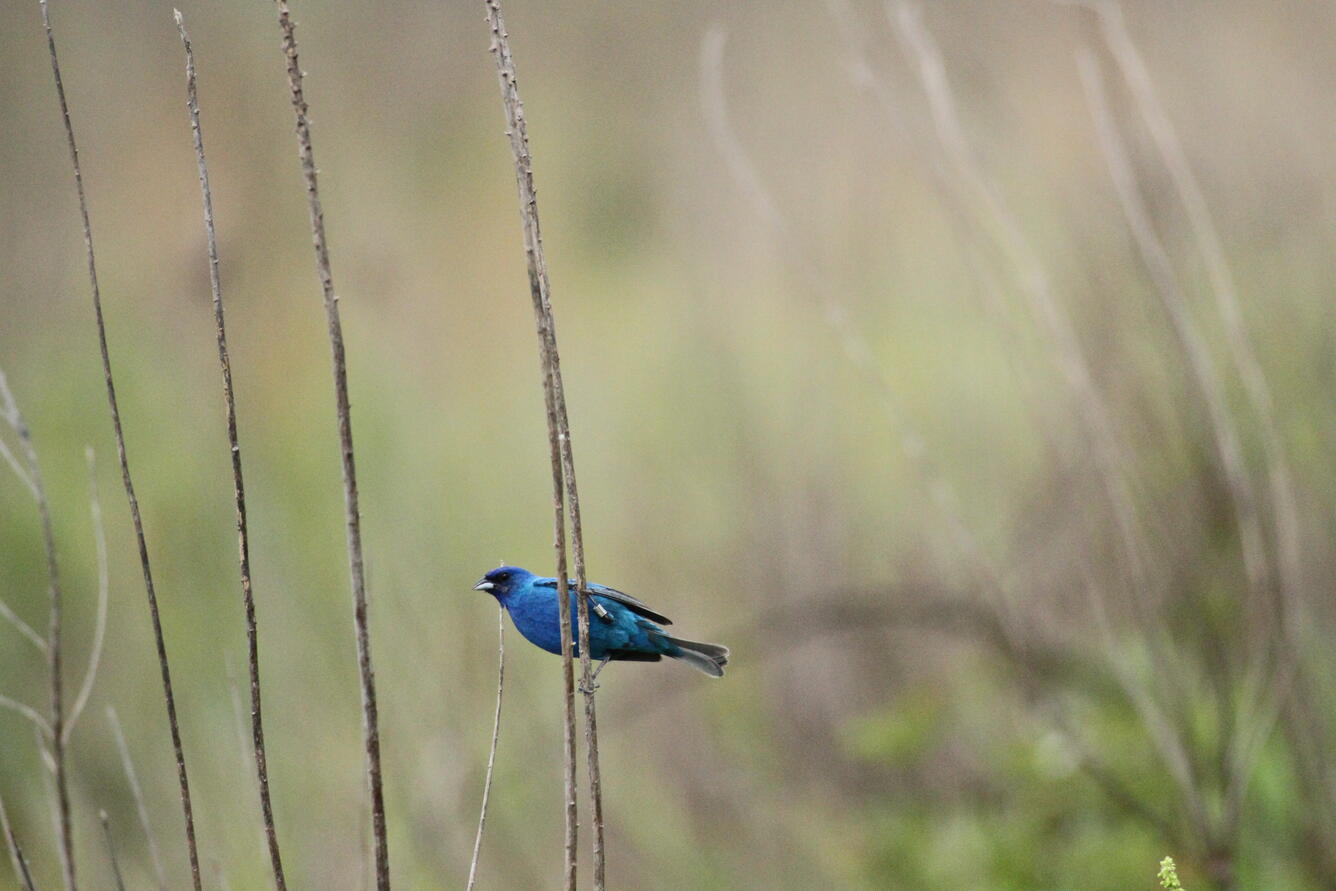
[{"left": 2, "top": 0, "right": 1335, "bottom": 888}]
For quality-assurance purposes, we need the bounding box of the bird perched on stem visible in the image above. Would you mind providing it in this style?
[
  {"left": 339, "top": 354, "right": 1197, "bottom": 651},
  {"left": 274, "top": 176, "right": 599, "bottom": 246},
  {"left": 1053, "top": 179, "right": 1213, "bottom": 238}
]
[{"left": 473, "top": 566, "right": 729, "bottom": 684}]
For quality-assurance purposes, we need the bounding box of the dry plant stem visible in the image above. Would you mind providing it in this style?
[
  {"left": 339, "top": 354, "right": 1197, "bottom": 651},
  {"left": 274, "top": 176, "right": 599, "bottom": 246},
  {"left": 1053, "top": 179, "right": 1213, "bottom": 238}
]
[
  {"left": 99, "top": 811, "right": 125, "bottom": 891},
  {"left": 37, "top": 3, "right": 201, "bottom": 886},
  {"left": 482, "top": 2, "right": 584, "bottom": 886},
  {"left": 0, "top": 795, "right": 36, "bottom": 891},
  {"left": 272, "top": 4, "right": 389, "bottom": 887},
  {"left": 548, "top": 313, "right": 605, "bottom": 891},
  {"left": 175, "top": 13, "right": 288, "bottom": 888},
  {"left": 0, "top": 370, "right": 74, "bottom": 890},
  {"left": 64, "top": 448, "right": 109, "bottom": 744},
  {"left": 107, "top": 707, "right": 167, "bottom": 891},
  {"left": 466, "top": 608, "right": 506, "bottom": 891}
]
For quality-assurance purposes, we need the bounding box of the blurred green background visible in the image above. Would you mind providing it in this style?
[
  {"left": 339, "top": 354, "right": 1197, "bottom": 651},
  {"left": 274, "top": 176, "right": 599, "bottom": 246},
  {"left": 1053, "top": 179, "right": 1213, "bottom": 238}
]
[{"left": 2, "top": 0, "right": 1335, "bottom": 888}]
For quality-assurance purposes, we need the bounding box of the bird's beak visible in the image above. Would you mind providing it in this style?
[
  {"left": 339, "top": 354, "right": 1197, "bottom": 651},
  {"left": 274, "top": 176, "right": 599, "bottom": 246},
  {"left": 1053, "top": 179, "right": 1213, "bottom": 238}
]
[{"left": 473, "top": 578, "right": 495, "bottom": 592}]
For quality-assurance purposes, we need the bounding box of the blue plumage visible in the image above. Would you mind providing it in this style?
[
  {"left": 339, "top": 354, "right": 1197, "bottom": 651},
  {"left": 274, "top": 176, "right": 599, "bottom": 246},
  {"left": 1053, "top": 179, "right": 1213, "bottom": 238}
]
[{"left": 473, "top": 566, "right": 729, "bottom": 678}]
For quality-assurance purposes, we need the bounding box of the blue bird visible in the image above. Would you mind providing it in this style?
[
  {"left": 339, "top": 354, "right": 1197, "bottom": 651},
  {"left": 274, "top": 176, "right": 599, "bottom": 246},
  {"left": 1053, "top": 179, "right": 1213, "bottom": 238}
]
[{"left": 473, "top": 566, "right": 729, "bottom": 682}]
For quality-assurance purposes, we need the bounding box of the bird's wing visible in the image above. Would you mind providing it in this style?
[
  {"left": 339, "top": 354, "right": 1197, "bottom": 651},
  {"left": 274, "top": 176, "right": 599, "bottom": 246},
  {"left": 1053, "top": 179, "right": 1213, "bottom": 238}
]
[{"left": 534, "top": 578, "right": 673, "bottom": 626}]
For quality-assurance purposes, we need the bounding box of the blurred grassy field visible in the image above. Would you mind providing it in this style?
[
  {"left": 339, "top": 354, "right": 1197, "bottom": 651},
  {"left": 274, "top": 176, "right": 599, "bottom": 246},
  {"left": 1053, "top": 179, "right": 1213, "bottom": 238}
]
[{"left": 2, "top": 1, "right": 1336, "bottom": 888}]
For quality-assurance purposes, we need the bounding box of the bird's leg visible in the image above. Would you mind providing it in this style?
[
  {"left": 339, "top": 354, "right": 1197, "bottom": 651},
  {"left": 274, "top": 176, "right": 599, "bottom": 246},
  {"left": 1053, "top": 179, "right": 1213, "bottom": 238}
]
[{"left": 579, "top": 656, "right": 611, "bottom": 694}]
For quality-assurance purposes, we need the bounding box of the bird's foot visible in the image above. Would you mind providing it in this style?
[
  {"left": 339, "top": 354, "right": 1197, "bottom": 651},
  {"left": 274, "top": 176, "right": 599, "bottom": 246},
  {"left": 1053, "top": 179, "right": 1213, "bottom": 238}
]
[{"left": 578, "top": 657, "right": 611, "bottom": 694}]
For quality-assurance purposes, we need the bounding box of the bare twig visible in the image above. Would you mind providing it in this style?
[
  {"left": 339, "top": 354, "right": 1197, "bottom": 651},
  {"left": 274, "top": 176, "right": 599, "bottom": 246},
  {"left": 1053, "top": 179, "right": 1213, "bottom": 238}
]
[
  {"left": 64, "top": 448, "right": 108, "bottom": 744},
  {"left": 482, "top": 2, "right": 588, "bottom": 885},
  {"left": 0, "top": 794, "right": 37, "bottom": 891},
  {"left": 37, "top": 3, "right": 201, "bottom": 886},
  {"left": 466, "top": 608, "right": 506, "bottom": 891},
  {"left": 272, "top": 4, "right": 389, "bottom": 887},
  {"left": 542, "top": 133, "right": 605, "bottom": 891},
  {"left": 0, "top": 369, "right": 74, "bottom": 889},
  {"left": 175, "top": 12, "right": 288, "bottom": 888},
  {"left": 107, "top": 707, "right": 166, "bottom": 891},
  {"left": 99, "top": 811, "right": 125, "bottom": 891}
]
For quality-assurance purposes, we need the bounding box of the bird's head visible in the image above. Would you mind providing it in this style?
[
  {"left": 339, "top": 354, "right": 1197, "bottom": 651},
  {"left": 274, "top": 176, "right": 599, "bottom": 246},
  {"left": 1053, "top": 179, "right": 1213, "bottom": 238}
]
[{"left": 472, "top": 565, "right": 532, "bottom": 600}]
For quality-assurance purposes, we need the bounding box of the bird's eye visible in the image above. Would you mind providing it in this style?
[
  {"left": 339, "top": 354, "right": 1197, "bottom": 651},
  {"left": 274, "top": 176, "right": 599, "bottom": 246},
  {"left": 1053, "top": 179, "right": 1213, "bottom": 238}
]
[{"left": 495, "top": 571, "right": 509, "bottom": 581}]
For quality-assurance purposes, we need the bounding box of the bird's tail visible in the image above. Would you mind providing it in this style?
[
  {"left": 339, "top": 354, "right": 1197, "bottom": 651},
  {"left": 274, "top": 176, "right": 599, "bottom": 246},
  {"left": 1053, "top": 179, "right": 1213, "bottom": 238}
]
[{"left": 667, "top": 637, "right": 730, "bottom": 678}]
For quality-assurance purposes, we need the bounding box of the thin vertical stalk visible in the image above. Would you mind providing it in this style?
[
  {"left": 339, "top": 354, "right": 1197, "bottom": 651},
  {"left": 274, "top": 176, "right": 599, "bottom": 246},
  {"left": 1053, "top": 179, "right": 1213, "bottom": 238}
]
[
  {"left": 466, "top": 608, "right": 505, "bottom": 891},
  {"left": 272, "top": 4, "right": 389, "bottom": 887},
  {"left": 37, "top": 3, "right": 201, "bottom": 886},
  {"left": 0, "top": 370, "right": 73, "bottom": 890},
  {"left": 547, "top": 283, "right": 604, "bottom": 891},
  {"left": 482, "top": 1, "right": 600, "bottom": 886},
  {"left": 175, "top": 12, "right": 288, "bottom": 888}
]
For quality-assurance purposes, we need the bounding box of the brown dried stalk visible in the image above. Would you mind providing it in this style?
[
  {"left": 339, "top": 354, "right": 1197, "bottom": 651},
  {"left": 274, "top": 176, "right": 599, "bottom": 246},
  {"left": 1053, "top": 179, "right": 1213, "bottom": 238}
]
[
  {"left": 37, "top": 2, "right": 201, "bottom": 886},
  {"left": 272, "top": 3, "right": 389, "bottom": 887},
  {"left": 482, "top": 1, "right": 606, "bottom": 885},
  {"left": 175, "top": 12, "right": 288, "bottom": 888}
]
